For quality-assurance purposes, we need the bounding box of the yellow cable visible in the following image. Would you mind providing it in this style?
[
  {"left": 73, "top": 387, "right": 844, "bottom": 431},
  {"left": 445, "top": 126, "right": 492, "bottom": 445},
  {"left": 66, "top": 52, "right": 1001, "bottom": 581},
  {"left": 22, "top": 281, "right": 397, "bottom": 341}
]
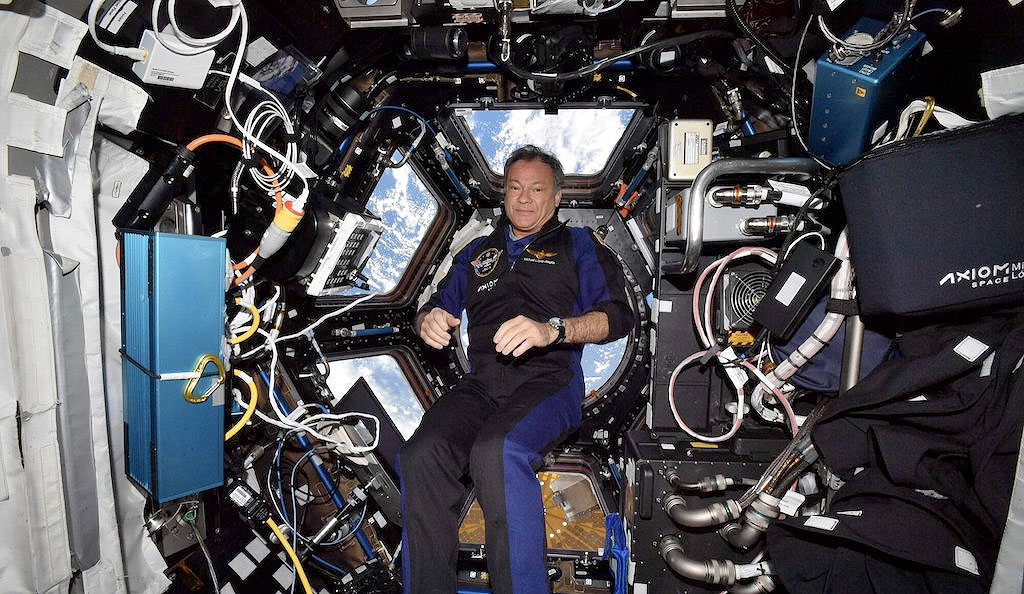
[
  {"left": 224, "top": 369, "right": 257, "bottom": 441},
  {"left": 267, "top": 518, "right": 313, "bottom": 594},
  {"left": 615, "top": 85, "right": 638, "bottom": 98},
  {"left": 912, "top": 96, "right": 936, "bottom": 137},
  {"left": 228, "top": 298, "right": 261, "bottom": 344}
]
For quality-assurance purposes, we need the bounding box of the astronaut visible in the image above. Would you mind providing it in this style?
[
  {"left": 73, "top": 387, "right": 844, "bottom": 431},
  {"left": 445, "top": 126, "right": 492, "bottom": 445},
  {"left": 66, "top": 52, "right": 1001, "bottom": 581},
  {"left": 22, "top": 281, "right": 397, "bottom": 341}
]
[{"left": 397, "top": 145, "right": 633, "bottom": 593}]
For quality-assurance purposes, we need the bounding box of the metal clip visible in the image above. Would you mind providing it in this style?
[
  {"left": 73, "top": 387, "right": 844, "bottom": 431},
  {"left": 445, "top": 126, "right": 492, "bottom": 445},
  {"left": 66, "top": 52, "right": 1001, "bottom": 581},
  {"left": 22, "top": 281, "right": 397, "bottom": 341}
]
[{"left": 184, "top": 354, "right": 226, "bottom": 403}]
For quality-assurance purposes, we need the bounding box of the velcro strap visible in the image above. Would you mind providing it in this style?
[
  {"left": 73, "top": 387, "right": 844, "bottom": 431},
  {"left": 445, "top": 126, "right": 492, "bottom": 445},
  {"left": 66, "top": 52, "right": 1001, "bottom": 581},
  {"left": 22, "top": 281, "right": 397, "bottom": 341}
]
[{"left": 826, "top": 298, "right": 859, "bottom": 316}]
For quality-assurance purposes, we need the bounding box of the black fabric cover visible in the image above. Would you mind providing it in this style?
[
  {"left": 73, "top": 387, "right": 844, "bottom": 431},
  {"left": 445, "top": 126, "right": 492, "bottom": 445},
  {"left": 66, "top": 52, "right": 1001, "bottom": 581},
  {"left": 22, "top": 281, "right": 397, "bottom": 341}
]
[
  {"left": 839, "top": 114, "right": 1024, "bottom": 322},
  {"left": 768, "top": 309, "right": 1024, "bottom": 592},
  {"left": 771, "top": 298, "right": 894, "bottom": 394}
]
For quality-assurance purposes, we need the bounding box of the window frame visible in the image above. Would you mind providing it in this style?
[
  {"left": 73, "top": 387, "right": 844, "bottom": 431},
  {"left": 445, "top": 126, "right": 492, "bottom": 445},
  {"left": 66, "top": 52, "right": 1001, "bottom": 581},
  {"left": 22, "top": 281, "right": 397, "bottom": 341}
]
[
  {"left": 326, "top": 346, "right": 435, "bottom": 431},
  {"left": 316, "top": 154, "right": 459, "bottom": 309},
  {"left": 438, "top": 102, "right": 656, "bottom": 207}
]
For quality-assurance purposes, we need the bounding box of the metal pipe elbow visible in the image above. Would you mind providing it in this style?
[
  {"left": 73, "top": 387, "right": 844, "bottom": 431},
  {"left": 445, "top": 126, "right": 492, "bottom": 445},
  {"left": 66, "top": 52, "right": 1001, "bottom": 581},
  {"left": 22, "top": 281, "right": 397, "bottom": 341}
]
[
  {"left": 666, "top": 469, "right": 735, "bottom": 493},
  {"left": 663, "top": 494, "right": 742, "bottom": 528},
  {"left": 719, "top": 492, "right": 781, "bottom": 550},
  {"left": 731, "top": 575, "right": 778, "bottom": 594},
  {"left": 658, "top": 535, "right": 738, "bottom": 586}
]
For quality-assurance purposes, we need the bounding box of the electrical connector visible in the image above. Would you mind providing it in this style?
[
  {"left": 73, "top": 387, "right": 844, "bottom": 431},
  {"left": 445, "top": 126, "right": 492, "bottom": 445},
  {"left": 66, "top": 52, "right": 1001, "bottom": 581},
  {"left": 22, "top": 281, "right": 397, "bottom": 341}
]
[
  {"left": 131, "top": 30, "right": 216, "bottom": 89},
  {"left": 717, "top": 347, "right": 750, "bottom": 392}
]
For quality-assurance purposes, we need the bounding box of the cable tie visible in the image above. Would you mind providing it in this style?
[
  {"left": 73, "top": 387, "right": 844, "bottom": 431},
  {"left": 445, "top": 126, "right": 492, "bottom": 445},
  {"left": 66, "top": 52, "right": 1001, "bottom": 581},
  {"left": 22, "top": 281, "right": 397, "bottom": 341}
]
[{"left": 700, "top": 345, "right": 722, "bottom": 365}]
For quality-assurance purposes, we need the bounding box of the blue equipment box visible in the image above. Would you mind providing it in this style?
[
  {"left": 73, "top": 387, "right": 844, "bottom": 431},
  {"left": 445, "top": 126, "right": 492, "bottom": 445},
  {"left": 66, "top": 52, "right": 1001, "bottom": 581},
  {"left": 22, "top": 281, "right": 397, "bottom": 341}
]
[
  {"left": 121, "top": 231, "right": 227, "bottom": 503},
  {"left": 809, "top": 18, "right": 926, "bottom": 164}
]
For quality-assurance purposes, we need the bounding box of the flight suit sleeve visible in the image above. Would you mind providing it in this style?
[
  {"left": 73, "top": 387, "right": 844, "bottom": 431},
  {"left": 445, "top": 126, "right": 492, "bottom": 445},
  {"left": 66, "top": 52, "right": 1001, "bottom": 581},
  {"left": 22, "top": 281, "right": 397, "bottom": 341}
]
[
  {"left": 417, "top": 242, "right": 474, "bottom": 319},
  {"left": 572, "top": 228, "right": 634, "bottom": 342}
]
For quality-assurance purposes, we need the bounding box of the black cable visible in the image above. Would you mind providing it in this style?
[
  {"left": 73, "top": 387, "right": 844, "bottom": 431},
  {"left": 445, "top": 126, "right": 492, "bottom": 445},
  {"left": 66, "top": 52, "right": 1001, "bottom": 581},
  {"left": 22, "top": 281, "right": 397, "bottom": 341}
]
[
  {"left": 727, "top": 0, "right": 794, "bottom": 76},
  {"left": 279, "top": 434, "right": 346, "bottom": 505},
  {"left": 773, "top": 181, "right": 834, "bottom": 273},
  {"left": 790, "top": 12, "right": 836, "bottom": 170},
  {"left": 496, "top": 30, "right": 735, "bottom": 83},
  {"left": 769, "top": 461, "right": 809, "bottom": 496}
]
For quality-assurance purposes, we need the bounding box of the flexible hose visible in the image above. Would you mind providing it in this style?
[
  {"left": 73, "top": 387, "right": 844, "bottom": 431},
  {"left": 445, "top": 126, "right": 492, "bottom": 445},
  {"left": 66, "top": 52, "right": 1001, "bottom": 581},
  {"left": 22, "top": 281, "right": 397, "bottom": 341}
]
[
  {"left": 228, "top": 299, "right": 261, "bottom": 345},
  {"left": 725, "top": 0, "right": 793, "bottom": 75},
  {"left": 225, "top": 369, "right": 258, "bottom": 441},
  {"left": 719, "top": 492, "right": 781, "bottom": 550},
  {"left": 749, "top": 230, "right": 852, "bottom": 422},
  {"left": 267, "top": 518, "right": 313, "bottom": 594},
  {"left": 186, "top": 134, "right": 244, "bottom": 151}
]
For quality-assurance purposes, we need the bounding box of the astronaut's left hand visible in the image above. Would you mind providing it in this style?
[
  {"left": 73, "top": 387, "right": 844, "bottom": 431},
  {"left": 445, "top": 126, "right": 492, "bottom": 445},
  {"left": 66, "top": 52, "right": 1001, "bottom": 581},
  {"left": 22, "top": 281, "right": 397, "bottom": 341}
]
[{"left": 493, "top": 315, "right": 558, "bottom": 357}]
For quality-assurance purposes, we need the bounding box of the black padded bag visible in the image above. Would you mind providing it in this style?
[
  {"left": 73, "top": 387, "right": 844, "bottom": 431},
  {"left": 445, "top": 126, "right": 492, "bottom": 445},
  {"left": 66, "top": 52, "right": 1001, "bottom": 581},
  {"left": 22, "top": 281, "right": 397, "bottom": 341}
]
[{"left": 839, "top": 113, "right": 1024, "bottom": 321}]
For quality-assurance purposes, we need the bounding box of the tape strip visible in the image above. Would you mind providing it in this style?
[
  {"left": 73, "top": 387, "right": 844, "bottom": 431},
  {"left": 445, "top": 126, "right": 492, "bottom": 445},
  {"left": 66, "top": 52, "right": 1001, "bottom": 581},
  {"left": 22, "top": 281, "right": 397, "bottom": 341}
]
[
  {"left": 17, "top": 2, "right": 87, "bottom": 70},
  {"left": 5, "top": 91, "right": 67, "bottom": 156}
]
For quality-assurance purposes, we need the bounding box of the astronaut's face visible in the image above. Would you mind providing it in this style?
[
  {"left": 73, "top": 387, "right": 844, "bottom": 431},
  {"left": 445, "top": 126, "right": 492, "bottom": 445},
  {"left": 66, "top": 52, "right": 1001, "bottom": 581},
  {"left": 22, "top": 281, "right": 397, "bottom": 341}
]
[{"left": 504, "top": 158, "right": 562, "bottom": 238}]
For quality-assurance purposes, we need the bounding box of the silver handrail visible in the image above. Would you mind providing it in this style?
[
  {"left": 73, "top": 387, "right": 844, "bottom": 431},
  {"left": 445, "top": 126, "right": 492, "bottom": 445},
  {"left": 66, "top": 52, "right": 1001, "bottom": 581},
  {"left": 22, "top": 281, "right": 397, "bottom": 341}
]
[{"left": 681, "top": 158, "right": 820, "bottom": 274}]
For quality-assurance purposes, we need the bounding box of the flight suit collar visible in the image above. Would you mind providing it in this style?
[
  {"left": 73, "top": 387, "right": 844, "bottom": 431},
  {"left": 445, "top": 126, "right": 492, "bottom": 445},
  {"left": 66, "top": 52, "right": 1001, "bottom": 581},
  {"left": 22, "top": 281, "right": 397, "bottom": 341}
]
[{"left": 498, "top": 212, "right": 564, "bottom": 240}]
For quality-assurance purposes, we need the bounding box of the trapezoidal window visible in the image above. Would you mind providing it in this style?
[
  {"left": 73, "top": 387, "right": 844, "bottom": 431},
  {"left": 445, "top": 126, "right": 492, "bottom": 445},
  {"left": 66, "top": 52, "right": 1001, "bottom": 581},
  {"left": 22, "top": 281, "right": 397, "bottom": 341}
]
[
  {"left": 344, "top": 161, "right": 439, "bottom": 295},
  {"left": 325, "top": 354, "right": 424, "bottom": 439},
  {"left": 457, "top": 108, "right": 637, "bottom": 175}
]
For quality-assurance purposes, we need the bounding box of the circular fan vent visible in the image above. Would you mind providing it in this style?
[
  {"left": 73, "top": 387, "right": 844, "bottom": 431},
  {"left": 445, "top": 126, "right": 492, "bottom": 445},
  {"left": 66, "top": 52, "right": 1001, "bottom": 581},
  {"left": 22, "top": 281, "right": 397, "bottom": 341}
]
[{"left": 725, "top": 270, "right": 773, "bottom": 328}]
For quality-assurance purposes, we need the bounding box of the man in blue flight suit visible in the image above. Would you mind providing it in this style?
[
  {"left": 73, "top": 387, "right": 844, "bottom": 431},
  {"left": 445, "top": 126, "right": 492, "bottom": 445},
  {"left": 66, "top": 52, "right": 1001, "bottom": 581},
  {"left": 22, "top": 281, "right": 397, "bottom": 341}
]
[{"left": 398, "top": 145, "right": 633, "bottom": 593}]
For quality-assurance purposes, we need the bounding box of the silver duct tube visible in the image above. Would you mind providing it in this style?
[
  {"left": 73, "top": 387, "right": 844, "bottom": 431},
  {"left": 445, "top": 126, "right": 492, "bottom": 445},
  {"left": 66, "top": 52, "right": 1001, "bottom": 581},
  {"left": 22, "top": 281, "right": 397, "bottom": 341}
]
[
  {"left": 719, "top": 492, "right": 781, "bottom": 550},
  {"left": 731, "top": 575, "right": 778, "bottom": 594},
  {"left": 663, "top": 494, "right": 742, "bottom": 528},
  {"left": 681, "top": 158, "right": 820, "bottom": 274},
  {"left": 658, "top": 535, "right": 738, "bottom": 586},
  {"left": 839, "top": 314, "right": 865, "bottom": 394}
]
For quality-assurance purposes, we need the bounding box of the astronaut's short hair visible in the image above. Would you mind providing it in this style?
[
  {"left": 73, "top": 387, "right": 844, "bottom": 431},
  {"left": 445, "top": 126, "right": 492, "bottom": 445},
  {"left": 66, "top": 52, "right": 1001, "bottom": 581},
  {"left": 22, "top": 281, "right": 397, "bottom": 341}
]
[{"left": 503, "top": 145, "right": 565, "bottom": 190}]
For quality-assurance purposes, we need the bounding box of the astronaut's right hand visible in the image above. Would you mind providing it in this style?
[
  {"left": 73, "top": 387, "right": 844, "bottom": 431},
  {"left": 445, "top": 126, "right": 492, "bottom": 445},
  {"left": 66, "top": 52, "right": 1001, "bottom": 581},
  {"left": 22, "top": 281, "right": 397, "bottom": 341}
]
[{"left": 418, "top": 307, "right": 461, "bottom": 349}]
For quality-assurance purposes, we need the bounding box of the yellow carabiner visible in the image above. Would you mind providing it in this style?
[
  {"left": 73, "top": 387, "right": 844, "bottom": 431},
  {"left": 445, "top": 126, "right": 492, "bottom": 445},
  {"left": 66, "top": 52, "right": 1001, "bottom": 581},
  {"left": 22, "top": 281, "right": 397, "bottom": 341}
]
[{"left": 184, "top": 353, "right": 226, "bottom": 403}]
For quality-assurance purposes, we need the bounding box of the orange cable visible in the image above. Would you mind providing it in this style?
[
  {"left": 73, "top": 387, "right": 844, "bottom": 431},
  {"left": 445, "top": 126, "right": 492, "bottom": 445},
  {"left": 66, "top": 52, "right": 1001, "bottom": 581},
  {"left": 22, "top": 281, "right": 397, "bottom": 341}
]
[
  {"left": 186, "top": 134, "right": 244, "bottom": 151},
  {"left": 261, "top": 162, "right": 283, "bottom": 210},
  {"left": 233, "top": 266, "right": 256, "bottom": 286}
]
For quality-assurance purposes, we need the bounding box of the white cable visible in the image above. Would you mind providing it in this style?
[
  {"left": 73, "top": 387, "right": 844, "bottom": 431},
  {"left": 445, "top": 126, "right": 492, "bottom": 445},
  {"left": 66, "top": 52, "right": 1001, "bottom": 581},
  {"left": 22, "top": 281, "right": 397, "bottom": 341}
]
[
  {"left": 261, "top": 290, "right": 382, "bottom": 454},
  {"left": 87, "top": 0, "right": 147, "bottom": 61},
  {"left": 221, "top": 4, "right": 312, "bottom": 207},
  {"left": 389, "top": 541, "right": 402, "bottom": 570},
  {"left": 783, "top": 231, "right": 826, "bottom": 259},
  {"left": 150, "top": 0, "right": 241, "bottom": 56},
  {"left": 276, "top": 292, "right": 379, "bottom": 343},
  {"left": 236, "top": 392, "right": 293, "bottom": 430},
  {"left": 668, "top": 350, "right": 744, "bottom": 443},
  {"left": 186, "top": 518, "right": 220, "bottom": 593},
  {"left": 169, "top": 0, "right": 240, "bottom": 47},
  {"left": 586, "top": 0, "right": 626, "bottom": 14}
]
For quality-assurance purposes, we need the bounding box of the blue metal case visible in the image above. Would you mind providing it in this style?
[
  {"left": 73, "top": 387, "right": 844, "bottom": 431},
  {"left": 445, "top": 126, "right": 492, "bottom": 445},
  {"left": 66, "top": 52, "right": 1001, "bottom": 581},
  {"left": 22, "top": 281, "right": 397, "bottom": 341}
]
[
  {"left": 121, "top": 231, "right": 227, "bottom": 503},
  {"left": 809, "top": 18, "right": 926, "bottom": 164}
]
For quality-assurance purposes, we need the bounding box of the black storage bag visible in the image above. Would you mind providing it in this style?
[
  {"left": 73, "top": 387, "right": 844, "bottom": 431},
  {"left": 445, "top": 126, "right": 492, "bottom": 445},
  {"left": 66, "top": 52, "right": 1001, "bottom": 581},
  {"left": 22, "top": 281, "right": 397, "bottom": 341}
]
[{"left": 839, "top": 113, "right": 1024, "bottom": 322}]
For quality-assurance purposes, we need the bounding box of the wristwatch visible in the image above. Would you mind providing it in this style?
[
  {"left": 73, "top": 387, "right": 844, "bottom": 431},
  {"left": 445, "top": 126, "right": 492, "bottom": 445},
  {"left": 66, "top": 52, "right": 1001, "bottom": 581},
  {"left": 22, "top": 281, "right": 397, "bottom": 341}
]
[{"left": 547, "top": 317, "right": 566, "bottom": 346}]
